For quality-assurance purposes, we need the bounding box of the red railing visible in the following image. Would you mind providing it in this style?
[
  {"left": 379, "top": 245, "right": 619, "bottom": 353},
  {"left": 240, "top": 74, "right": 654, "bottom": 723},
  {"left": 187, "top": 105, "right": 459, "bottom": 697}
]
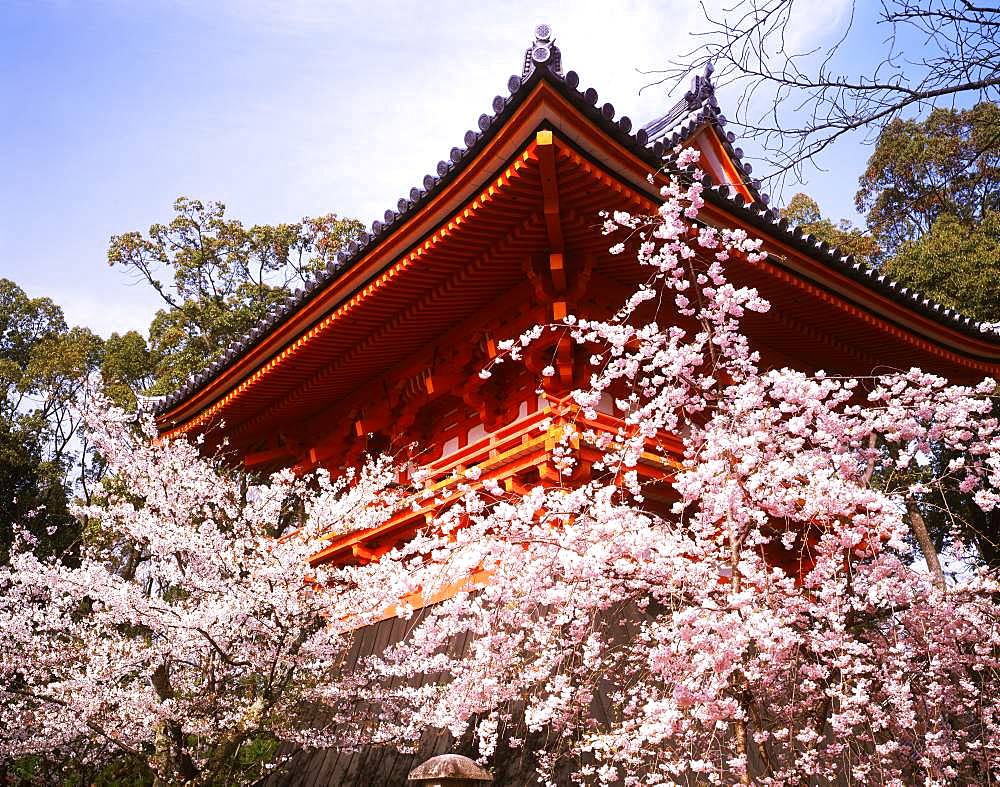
[{"left": 310, "top": 395, "right": 680, "bottom": 565}]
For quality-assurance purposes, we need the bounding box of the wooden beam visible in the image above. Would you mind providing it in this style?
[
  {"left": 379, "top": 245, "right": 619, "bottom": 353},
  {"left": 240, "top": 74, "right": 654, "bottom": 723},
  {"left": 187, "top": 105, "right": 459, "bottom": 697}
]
[
  {"left": 244, "top": 447, "right": 296, "bottom": 468},
  {"left": 549, "top": 252, "right": 566, "bottom": 293},
  {"left": 352, "top": 543, "right": 377, "bottom": 563},
  {"left": 536, "top": 129, "right": 564, "bottom": 253}
]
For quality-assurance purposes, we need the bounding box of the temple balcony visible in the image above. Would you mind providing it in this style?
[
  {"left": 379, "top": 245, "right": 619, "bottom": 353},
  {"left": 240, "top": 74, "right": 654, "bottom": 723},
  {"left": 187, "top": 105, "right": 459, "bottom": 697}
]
[{"left": 309, "top": 393, "right": 679, "bottom": 567}]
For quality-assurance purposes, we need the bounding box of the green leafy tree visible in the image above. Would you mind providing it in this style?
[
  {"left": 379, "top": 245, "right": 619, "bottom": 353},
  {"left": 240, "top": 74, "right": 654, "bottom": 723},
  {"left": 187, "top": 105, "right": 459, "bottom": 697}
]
[
  {"left": 780, "top": 192, "right": 880, "bottom": 263},
  {"left": 101, "top": 330, "right": 156, "bottom": 410},
  {"left": 851, "top": 104, "right": 1000, "bottom": 325},
  {"left": 0, "top": 279, "right": 106, "bottom": 559},
  {"left": 848, "top": 106, "right": 1000, "bottom": 564},
  {"left": 0, "top": 416, "right": 74, "bottom": 561},
  {"left": 0, "top": 286, "right": 157, "bottom": 782},
  {"left": 882, "top": 210, "right": 1000, "bottom": 324},
  {"left": 856, "top": 103, "right": 1000, "bottom": 256},
  {"left": 108, "top": 198, "right": 362, "bottom": 395}
]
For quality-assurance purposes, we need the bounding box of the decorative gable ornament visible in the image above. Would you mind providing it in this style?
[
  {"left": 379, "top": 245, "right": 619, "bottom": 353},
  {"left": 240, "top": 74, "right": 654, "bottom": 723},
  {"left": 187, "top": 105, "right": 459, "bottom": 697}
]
[{"left": 521, "top": 23, "right": 562, "bottom": 79}]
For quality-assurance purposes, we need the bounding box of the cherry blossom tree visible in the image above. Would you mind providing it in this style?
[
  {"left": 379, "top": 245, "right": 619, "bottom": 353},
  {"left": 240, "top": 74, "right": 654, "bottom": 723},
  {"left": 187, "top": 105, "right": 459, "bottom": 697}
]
[
  {"left": 353, "top": 149, "right": 1000, "bottom": 784},
  {"left": 0, "top": 407, "right": 410, "bottom": 785},
  {"left": 3, "top": 149, "right": 1000, "bottom": 786}
]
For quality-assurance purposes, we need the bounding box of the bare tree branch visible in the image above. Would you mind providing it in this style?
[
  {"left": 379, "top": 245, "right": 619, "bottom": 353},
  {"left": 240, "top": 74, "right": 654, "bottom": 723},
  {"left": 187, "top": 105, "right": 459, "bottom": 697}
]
[{"left": 650, "top": 0, "right": 1000, "bottom": 189}]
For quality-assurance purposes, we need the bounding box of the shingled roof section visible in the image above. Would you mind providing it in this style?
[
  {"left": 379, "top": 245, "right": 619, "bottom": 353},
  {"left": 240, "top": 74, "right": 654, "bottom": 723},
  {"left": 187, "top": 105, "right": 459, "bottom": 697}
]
[
  {"left": 152, "top": 30, "right": 1000, "bottom": 418},
  {"left": 641, "top": 62, "right": 772, "bottom": 210},
  {"left": 642, "top": 62, "right": 719, "bottom": 142}
]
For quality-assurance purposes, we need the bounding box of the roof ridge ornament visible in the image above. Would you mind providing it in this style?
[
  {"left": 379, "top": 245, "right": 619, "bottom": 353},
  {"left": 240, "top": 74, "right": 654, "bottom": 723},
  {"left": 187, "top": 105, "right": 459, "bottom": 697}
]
[
  {"left": 685, "top": 62, "right": 715, "bottom": 106},
  {"left": 522, "top": 23, "right": 563, "bottom": 79},
  {"left": 640, "top": 61, "right": 718, "bottom": 143}
]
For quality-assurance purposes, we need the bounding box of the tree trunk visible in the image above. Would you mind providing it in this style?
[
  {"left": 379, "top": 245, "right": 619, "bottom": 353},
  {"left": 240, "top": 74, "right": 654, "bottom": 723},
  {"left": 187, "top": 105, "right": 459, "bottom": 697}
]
[
  {"left": 729, "top": 523, "right": 751, "bottom": 786},
  {"left": 150, "top": 663, "right": 198, "bottom": 786},
  {"left": 906, "top": 499, "right": 947, "bottom": 592}
]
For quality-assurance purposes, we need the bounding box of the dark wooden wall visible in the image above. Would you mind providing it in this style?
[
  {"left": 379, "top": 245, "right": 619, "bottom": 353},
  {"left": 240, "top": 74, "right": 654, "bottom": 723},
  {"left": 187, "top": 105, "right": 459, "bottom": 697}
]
[{"left": 265, "top": 613, "right": 547, "bottom": 787}]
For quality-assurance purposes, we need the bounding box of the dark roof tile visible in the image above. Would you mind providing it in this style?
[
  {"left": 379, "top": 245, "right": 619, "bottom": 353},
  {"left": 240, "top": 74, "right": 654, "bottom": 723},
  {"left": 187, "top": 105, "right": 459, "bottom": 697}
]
[{"left": 154, "top": 35, "right": 1000, "bottom": 418}]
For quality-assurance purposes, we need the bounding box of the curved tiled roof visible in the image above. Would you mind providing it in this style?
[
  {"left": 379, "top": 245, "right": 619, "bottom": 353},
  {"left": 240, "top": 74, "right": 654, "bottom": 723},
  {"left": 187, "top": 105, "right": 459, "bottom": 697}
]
[{"left": 153, "top": 38, "right": 1000, "bottom": 418}]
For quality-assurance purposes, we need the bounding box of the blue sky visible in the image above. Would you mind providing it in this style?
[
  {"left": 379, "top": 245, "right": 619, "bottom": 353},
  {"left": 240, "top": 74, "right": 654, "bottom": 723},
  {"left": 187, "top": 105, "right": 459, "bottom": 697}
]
[{"left": 1, "top": 0, "right": 869, "bottom": 337}]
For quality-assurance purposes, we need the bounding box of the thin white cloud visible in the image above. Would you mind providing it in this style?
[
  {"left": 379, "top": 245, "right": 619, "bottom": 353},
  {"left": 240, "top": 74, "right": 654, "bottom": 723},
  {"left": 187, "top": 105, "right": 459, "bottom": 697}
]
[
  {"left": 45, "top": 286, "right": 163, "bottom": 339},
  {"left": 781, "top": 0, "right": 854, "bottom": 53},
  {"left": 235, "top": 1, "right": 734, "bottom": 226}
]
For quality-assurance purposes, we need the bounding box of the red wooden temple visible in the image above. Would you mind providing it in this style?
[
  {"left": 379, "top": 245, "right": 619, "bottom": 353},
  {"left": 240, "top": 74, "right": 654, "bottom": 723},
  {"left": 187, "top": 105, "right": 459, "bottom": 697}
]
[{"left": 152, "top": 25, "right": 1000, "bottom": 785}]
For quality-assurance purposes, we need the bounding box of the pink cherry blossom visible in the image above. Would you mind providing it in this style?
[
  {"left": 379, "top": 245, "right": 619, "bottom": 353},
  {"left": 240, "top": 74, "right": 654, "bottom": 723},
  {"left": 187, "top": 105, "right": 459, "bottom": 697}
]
[{"left": 2, "top": 150, "right": 999, "bottom": 786}]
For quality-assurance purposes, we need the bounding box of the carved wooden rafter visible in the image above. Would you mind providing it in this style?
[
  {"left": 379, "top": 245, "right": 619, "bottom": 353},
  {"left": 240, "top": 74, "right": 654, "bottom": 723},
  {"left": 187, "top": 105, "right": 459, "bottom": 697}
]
[{"left": 232, "top": 211, "right": 545, "bottom": 451}]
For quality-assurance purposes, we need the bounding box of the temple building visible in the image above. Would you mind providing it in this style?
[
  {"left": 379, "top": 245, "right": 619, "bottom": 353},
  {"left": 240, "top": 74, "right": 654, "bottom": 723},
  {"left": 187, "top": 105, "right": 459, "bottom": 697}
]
[{"left": 153, "top": 25, "right": 1000, "bottom": 785}]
